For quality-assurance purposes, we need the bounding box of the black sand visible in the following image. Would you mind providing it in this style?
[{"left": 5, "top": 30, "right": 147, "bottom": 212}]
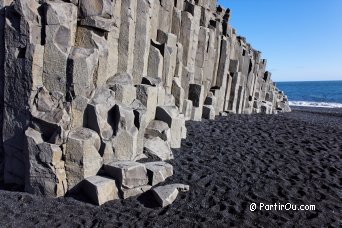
[{"left": 0, "top": 107, "right": 341, "bottom": 227}]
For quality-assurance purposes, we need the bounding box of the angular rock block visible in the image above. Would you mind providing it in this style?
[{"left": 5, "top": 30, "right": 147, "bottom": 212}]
[
  {"left": 152, "top": 184, "right": 190, "bottom": 207},
  {"left": 118, "top": 0, "right": 137, "bottom": 74},
  {"left": 106, "top": 27, "right": 120, "bottom": 78},
  {"left": 107, "top": 73, "right": 136, "bottom": 106},
  {"left": 136, "top": 84, "right": 158, "bottom": 123},
  {"left": 104, "top": 161, "right": 149, "bottom": 189},
  {"left": 67, "top": 47, "right": 99, "bottom": 98},
  {"left": 152, "top": 185, "right": 177, "bottom": 207},
  {"left": 80, "top": 16, "right": 116, "bottom": 32},
  {"left": 202, "top": 105, "right": 216, "bottom": 120},
  {"left": 75, "top": 27, "right": 109, "bottom": 88},
  {"left": 145, "top": 120, "right": 171, "bottom": 143},
  {"left": 157, "top": 30, "right": 177, "bottom": 93},
  {"left": 191, "top": 107, "right": 203, "bottom": 121},
  {"left": 157, "top": 86, "right": 166, "bottom": 106},
  {"left": 111, "top": 103, "right": 139, "bottom": 160},
  {"left": 188, "top": 84, "right": 205, "bottom": 108},
  {"left": 130, "top": 99, "right": 149, "bottom": 159},
  {"left": 65, "top": 128, "right": 103, "bottom": 191},
  {"left": 147, "top": 42, "right": 164, "bottom": 79},
  {"left": 216, "top": 36, "right": 231, "bottom": 87},
  {"left": 25, "top": 128, "right": 67, "bottom": 197},
  {"left": 43, "top": 1, "right": 78, "bottom": 94},
  {"left": 182, "top": 99, "right": 193, "bottom": 121},
  {"left": 71, "top": 95, "right": 90, "bottom": 128},
  {"left": 121, "top": 185, "right": 151, "bottom": 199},
  {"left": 181, "top": 123, "right": 187, "bottom": 139},
  {"left": 204, "top": 92, "right": 217, "bottom": 107},
  {"left": 164, "top": 93, "right": 176, "bottom": 106},
  {"left": 83, "top": 176, "right": 119, "bottom": 205},
  {"left": 79, "top": 0, "right": 113, "bottom": 18},
  {"left": 87, "top": 88, "right": 116, "bottom": 140},
  {"left": 101, "top": 141, "right": 115, "bottom": 165},
  {"left": 132, "top": 0, "right": 155, "bottom": 84},
  {"left": 155, "top": 106, "right": 185, "bottom": 148},
  {"left": 87, "top": 103, "right": 114, "bottom": 141},
  {"left": 144, "top": 137, "right": 174, "bottom": 161},
  {"left": 145, "top": 162, "right": 173, "bottom": 186},
  {"left": 31, "top": 98, "right": 71, "bottom": 145},
  {"left": 171, "top": 78, "right": 185, "bottom": 112},
  {"left": 141, "top": 76, "right": 163, "bottom": 87},
  {"left": 188, "top": 84, "right": 205, "bottom": 121}
]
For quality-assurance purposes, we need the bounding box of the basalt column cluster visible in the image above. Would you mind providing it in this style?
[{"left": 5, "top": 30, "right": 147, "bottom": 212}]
[{"left": 0, "top": 0, "right": 290, "bottom": 205}]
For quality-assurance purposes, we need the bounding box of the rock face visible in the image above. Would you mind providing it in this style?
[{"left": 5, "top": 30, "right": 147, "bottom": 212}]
[{"left": 0, "top": 0, "right": 291, "bottom": 204}]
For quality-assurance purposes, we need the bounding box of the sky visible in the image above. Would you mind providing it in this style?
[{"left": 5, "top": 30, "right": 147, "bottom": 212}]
[{"left": 218, "top": 0, "right": 342, "bottom": 82}]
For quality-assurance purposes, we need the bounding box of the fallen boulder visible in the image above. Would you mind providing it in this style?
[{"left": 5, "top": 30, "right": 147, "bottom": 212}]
[
  {"left": 104, "top": 161, "right": 149, "bottom": 189},
  {"left": 152, "top": 184, "right": 190, "bottom": 207},
  {"left": 145, "top": 162, "right": 173, "bottom": 186},
  {"left": 83, "top": 176, "right": 119, "bottom": 205}
]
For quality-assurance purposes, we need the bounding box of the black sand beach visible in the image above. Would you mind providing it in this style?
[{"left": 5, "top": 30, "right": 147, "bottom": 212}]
[{"left": 0, "top": 107, "right": 341, "bottom": 227}]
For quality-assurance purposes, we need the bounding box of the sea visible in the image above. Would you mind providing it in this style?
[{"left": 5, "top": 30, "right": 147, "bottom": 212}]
[{"left": 276, "top": 80, "right": 342, "bottom": 108}]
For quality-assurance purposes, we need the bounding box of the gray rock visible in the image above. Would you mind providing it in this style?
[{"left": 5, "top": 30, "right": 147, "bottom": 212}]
[
  {"left": 87, "top": 88, "right": 116, "bottom": 140},
  {"left": 2, "top": 0, "right": 46, "bottom": 185},
  {"left": 118, "top": 0, "right": 137, "bottom": 74},
  {"left": 182, "top": 99, "right": 193, "bottom": 121},
  {"left": 145, "top": 162, "right": 173, "bottom": 186},
  {"left": 188, "top": 84, "right": 205, "bottom": 107},
  {"left": 31, "top": 105, "right": 71, "bottom": 145},
  {"left": 104, "top": 161, "right": 148, "bottom": 189},
  {"left": 121, "top": 185, "right": 151, "bottom": 199},
  {"left": 25, "top": 128, "right": 67, "bottom": 197},
  {"left": 67, "top": 48, "right": 99, "bottom": 98},
  {"left": 145, "top": 120, "right": 171, "bottom": 143},
  {"left": 80, "top": 16, "right": 116, "bottom": 32},
  {"left": 204, "top": 92, "right": 217, "bottom": 106},
  {"left": 202, "top": 105, "right": 216, "bottom": 120},
  {"left": 155, "top": 106, "right": 185, "bottom": 148},
  {"left": 152, "top": 184, "right": 190, "bottom": 207},
  {"left": 101, "top": 140, "right": 115, "bottom": 165},
  {"left": 79, "top": 0, "right": 113, "bottom": 18},
  {"left": 144, "top": 137, "right": 174, "bottom": 161},
  {"left": 83, "top": 176, "right": 119, "bottom": 205},
  {"left": 43, "top": 1, "right": 78, "bottom": 94},
  {"left": 107, "top": 72, "right": 133, "bottom": 86},
  {"left": 147, "top": 43, "right": 164, "bottom": 79},
  {"left": 136, "top": 84, "right": 158, "bottom": 123},
  {"left": 164, "top": 93, "right": 176, "bottom": 106},
  {"left": 141, "top": 76, "right": 163, "bottom": 87},
  {"left": 111, "top": 84, "right": 136, "bottom": 106},
  {"left": 132, "top": 0, "right": 155, "bottom": 84},
  {"left": 110, "top": 103, "right": 139, "bottom": 160},
  {"left": 130, "top": 99, "right": 149, "bottom": 159},
  {"left": 74, "top": 27, "right": 109, "bottom": 88},
  {"left": 65, "top": 128, "right": 103, "bottom": 191},
  {"left": 157, "top": 30, "right": 177, "bottom": 93},
  {"left": 171, "top": 78, "right": 185, "bottom": 112},
  {"left": 71, "top": 95, "right": 90, "bottom": 128}
]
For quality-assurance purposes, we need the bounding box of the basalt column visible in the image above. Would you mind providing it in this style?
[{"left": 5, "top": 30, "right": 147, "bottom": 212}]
[{"left": 0, "top": 0, "right": 291, "bottom": 202}]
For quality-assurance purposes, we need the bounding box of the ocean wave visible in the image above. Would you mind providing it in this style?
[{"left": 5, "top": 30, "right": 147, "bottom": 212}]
[{"left": 289, "top": 101, "right": 342, "bottom": 108}]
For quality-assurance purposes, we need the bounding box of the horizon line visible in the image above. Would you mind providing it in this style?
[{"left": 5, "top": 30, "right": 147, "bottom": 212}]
[{"left": 275, "top": 79, "right": 342, "bottom": 83}]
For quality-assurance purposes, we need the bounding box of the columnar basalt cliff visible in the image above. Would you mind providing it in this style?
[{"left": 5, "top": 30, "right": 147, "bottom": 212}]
[{"left": 0, "top": 0, "right": 290, "bottom": 205}]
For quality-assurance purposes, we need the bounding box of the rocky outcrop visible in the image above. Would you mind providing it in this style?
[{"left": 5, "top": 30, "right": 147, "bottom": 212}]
[{"left": 0, "top": 0, "right": 290, "bottom": 205}]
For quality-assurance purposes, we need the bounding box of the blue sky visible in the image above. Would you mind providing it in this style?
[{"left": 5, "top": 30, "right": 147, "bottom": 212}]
[{"left": 218, "top": 0, "right": 342, "bottom": 82}]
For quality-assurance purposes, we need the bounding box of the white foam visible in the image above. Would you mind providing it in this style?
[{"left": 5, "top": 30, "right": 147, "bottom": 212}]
[{"left": 289, "top": 101, "right": 342, "bottom": 108}]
